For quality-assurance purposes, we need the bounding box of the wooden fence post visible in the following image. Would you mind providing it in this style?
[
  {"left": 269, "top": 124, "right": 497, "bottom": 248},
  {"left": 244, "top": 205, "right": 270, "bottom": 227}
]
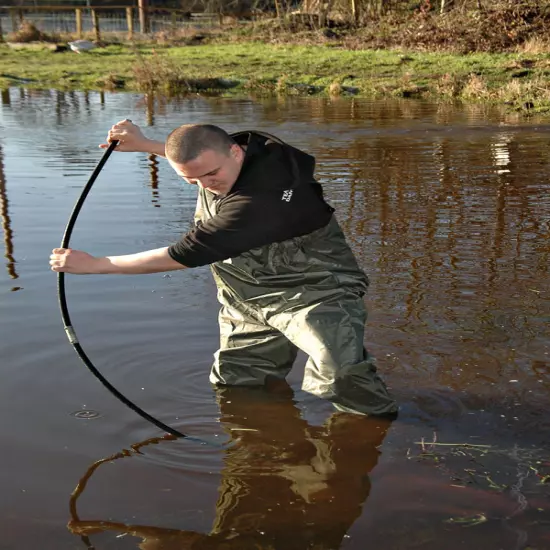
[
  {"left": 75, "top": 8, "right": 82, "bottom": 38},
  {"left": 10, "top": 8, "right": 17, "bottom": 32},
  {"left": 91, "top": 9, "right": 101, "bottom": 41},
  {"left": 126, "top": 7, "right": 134, "bottom": 39},
  {"left": 138, "top": 0, "right": 150, "bottom": 34}
]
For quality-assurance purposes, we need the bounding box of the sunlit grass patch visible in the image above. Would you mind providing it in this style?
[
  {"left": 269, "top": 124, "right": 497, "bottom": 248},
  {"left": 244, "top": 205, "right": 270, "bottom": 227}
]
[{"left": 0, "top": 39, "right": 549, "bottom": 111}]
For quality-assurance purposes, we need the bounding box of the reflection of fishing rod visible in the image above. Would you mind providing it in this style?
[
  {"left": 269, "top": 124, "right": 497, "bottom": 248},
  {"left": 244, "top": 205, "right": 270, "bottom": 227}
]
[
  {"left": 68, "top": 434, "right": 178, "bottom": 549},
  {"left": 67, "top": 434, "right": 262, "bottom": 549},
  {"left": 57, "top": 140, "right": 190, "bottom": 439}
]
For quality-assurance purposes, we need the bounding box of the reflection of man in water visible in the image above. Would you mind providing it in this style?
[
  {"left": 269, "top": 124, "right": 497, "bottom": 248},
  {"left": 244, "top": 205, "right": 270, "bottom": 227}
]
[{"left": 70, "top": 383, "right": 392, "bottom": 549}]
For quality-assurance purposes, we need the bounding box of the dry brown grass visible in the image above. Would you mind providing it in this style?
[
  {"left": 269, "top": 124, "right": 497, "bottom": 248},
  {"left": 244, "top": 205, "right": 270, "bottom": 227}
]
[
  {"left": 328, "top": 79, "right": 342, "bottom": 96},
  {"left": 152, "top": 27, "right": 212, "bottom": 46},
  {"left": 461, "top": 74, "right": 489, "bottom": 100},
  {"left": 435, "top": 73, "right": 465, "bottom": 98},
  {"left": 8, "top": 21, "right": 57, "bottom": 43},
  {"left": 517, "top": 37, "right": 550, "bottom": 55},
  {"left": 97, "top": 73, "right": 126, "bottom": 91},
  {"left": 494, "top": 76, "right": 550, "bottom": 104},
  {"left": 131, "top": 50, "right": 235, "bottom": 93},
  {"left": 226, "top": 0, "right": 550, "bottom": 54},
  {"left": 132, "top": 51, "right": 182, "bottom": 90},
  {"left": 275, "top": 74, "right": 289, "bottom": 94}
]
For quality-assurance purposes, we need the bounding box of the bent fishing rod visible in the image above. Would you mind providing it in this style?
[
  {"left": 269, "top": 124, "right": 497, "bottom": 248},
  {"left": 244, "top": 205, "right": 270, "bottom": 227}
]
[{"left": 57, "top": 140, "right": 196, "bottom": 442}]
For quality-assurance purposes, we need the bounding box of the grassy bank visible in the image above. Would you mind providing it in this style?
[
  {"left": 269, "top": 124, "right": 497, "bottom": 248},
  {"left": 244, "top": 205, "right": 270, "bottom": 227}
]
[{"left": 1, "top": 38, "right": 550, "bottom": 111}]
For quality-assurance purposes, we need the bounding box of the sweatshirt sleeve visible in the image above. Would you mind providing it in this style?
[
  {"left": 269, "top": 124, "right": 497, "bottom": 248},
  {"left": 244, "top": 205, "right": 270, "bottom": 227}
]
[{"left": 167, "top": 187, "right": 332, "bottom": 268}]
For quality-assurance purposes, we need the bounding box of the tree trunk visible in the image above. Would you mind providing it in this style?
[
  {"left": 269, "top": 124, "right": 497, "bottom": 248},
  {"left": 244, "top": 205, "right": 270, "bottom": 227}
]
[
  {"left": 318, "top": 0, "right": 333, "bottom": 27},
  {"left": 441, "top": 0, "right": 455, "bottom": 13}
]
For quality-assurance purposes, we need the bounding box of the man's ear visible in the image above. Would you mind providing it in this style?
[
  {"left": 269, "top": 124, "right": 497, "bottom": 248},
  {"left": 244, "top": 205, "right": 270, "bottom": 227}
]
[{"left": 230, "top": 143, "right": 244, "bottom": 161}]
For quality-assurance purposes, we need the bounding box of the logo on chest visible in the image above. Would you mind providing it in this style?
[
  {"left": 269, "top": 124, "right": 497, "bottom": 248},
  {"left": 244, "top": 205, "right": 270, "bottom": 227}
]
[{"left": 282, "top": 189, "right": 293, "bottom": 202}]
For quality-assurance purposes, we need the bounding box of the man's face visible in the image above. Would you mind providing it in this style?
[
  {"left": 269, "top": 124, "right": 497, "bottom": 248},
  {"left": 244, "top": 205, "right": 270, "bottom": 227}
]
[{"left": 168, "top": 144, "right": 244, "bottom": 196}]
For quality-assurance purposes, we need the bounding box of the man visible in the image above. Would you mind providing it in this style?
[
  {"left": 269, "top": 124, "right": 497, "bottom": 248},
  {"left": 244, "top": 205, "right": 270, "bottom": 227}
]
[{"left": 50, "top": 120, "right": 397, "bottom": 417}]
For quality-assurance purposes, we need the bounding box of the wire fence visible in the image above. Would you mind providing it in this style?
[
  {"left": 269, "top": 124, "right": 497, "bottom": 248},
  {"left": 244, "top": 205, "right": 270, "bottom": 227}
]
[{"left": 0, "top": 9, "right": 220, "bottom": 37}]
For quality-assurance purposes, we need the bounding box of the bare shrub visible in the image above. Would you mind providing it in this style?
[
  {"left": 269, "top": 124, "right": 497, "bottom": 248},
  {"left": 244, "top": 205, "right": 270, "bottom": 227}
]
[
  {"left": 132, "top": 50, "right": 233, "bottom": 93},
  {"left": 436, "top": 73, "right": 465, "bottom": 98},
  {"left": 495, "top": 76, "right": 550, "bottom": 105},
  {"left": 9, "top": 21, "right": 55, "bottom": 43},
  {"left": 152, "top": 28, "right": 210, "bottom": 46},
  {"left": 328, "top": 79, "right": 342, "bottom": 96},
  {"left": 461, "top": 74, "right": 489, "bottom": 100},
  {"left": 517, "top": 37, "right": 550, "bottom": 55}
]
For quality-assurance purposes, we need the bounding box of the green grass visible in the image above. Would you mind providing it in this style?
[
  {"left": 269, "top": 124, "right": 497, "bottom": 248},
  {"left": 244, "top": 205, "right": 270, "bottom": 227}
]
[{"left": 1, "top": 40, "right": 549, "bottom": 110}]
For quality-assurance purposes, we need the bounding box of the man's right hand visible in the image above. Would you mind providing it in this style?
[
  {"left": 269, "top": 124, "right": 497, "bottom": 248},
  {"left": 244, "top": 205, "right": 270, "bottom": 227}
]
[{"left": 99, "top": 119, "right": 151, "bottom": 153}]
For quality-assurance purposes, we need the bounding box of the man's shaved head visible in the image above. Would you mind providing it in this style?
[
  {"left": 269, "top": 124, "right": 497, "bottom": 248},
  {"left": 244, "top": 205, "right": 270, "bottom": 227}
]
[{"left": 165, "top": 124, "right": 236, "bottom": 163}]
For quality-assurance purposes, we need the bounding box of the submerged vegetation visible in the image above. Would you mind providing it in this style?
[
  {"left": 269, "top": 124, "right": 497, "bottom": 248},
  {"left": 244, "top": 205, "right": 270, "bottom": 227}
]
[
  {"left": 409, "top": 435, "right": 550, "bottom": 534},
  {"left": 1, "top": 0, "right": 550, "bottom": 110}
]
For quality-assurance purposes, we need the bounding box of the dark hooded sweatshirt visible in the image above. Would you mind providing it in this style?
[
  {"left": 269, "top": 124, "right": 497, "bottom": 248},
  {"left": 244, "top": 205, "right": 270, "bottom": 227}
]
[{"left": 167, "top": 131, "right": 335, "bottom": 268}]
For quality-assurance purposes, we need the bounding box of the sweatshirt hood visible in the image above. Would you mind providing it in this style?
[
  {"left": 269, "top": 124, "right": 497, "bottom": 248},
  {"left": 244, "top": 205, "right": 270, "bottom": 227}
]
[{"left": 231, "top": 130, "right": 316, "bottom": 190}]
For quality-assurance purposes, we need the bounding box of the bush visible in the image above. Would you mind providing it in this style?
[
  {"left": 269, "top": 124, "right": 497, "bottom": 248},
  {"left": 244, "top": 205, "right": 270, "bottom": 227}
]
[
  {"left": 235, "top": 0, "right": 550, "bottom": 53},
  {"left": 132, "top": 50, "right": 235, "bottom": 93},
  {"left": 9, "top": 21, "right": 56, "bottom": 43},
  {"left": 365, "top": 0, "right": 550, "bottom": 53}
]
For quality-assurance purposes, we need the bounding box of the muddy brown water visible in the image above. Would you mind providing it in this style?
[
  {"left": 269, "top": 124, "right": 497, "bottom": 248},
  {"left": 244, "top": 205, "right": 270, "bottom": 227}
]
[{"left": 0, "top": 90, "right": 549, "bottom": 550}]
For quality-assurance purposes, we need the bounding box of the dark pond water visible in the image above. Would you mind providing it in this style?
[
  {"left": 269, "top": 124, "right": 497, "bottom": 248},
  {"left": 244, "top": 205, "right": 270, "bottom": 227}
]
[{"left": 0, "top": 89, "right": 549, "bottom": 550}]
